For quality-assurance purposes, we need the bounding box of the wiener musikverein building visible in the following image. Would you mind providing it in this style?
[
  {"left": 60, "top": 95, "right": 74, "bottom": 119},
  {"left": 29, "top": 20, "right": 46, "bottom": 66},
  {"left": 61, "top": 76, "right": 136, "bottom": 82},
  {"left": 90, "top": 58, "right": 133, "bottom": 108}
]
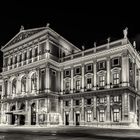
[{"left": 1, "top": 25, "right": 140, "bottom": 127}]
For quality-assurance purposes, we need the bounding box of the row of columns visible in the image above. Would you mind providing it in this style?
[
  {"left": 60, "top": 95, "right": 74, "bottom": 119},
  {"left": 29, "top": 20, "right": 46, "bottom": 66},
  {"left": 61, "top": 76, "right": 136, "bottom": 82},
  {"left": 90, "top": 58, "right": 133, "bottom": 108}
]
[
  {"left": 2, "top": 64, "right": 50, "bottom": 98},
  {"left": 63, "top": 94, "right": 135, "bottom": 125},
  {"left": 61, "top": 53, "right": 132, "bottom": 94}
]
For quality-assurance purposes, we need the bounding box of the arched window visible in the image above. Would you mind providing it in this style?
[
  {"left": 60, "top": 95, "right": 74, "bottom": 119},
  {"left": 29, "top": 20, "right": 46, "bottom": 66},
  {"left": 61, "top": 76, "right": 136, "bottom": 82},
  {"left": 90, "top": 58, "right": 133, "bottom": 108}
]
[
  {"left": 12, "top": 78, "right": 17, "bottom": 94},
  {"left": 21, "top": 76, "right": 26, "bottom": 92},
  {"left": 31, "top": 73, "right": 37, "bottom": 91}
]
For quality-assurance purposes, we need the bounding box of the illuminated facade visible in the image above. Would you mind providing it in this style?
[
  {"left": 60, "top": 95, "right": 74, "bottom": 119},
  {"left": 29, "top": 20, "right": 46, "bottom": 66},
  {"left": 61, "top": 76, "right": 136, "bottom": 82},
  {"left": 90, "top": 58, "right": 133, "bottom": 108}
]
[{"left": 1, "top": 25, "right": 140, "bottom": 127}]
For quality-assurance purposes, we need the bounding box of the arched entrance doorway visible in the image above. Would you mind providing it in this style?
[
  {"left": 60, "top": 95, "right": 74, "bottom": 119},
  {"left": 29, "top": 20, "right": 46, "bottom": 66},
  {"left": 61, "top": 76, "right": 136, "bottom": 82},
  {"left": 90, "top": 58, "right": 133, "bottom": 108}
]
[
  {"left": 19, "top": 103, "right": 25, "bottom": 125},
  {"left": 10, "top": 105, "right": 16, "bottom": 125},
  {"left": 31, "top": 103, "right": 36, "bottom": 125}
]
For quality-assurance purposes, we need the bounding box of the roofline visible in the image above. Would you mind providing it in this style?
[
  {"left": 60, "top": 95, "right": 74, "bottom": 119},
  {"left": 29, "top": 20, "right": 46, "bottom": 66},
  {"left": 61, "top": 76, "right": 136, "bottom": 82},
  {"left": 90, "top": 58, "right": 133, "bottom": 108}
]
[{"left": 1, "top": 26, "right": 81, "bottom": 52}]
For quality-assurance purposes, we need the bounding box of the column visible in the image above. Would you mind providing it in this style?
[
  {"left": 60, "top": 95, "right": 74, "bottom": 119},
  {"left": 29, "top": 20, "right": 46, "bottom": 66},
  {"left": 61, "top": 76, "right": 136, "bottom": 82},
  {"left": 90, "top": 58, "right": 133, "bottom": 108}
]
[
  {"left": 2, "top": 80, "right": 5, "bottom": 99},
  {"left": 16, "top": 77, "right": 20, "bottom": 95},
  {"left": 121, "top": 51, "right": 129, "bottom": 87},
  {"left": 47, "top": 98, "right": 50, "bottom": 125},
  {"left": 36, "top": 68, "right": 40, "bottom": 94},
  {"left": 6, "top": 103, "right": 10, "bottom": 125},
  {"left": 28, "top": 103, "right": 31, "bottom": 125},
  {"left": 60, "top": 100, "right": 64, "bottom": 125},
  {"left": 81, "top": 97, "right": 85, "bottom": 125},
  {"left": 138, "top": 69, "right": 140, "bottom": 91},
  {"left": 60, "top": 69, "right": 64, "bottom": 95},
  {"left": 15, "top": 101, "right": 18, "bottom": 125},
  {"left": 69, "top": 99, "right": 74, "bottom": 125},
  {"left": 93, "top": 60, "right": 97, "bottom": 90},
  {"left": 25, "top": 100, "right": 28, "bottom": 125},
  {"left": 71, "top": 66, "right": 74, "bottom": 93},
  {"left": 45, "top": 35, "right": 50, "bottom": 58},
  {"left": 106, "top": 57, "right": 110, "bottom": 89},
  {"left": 106, "top": 95, "right": 110, "bottom": 121},
  {"left": 37, "top": 44, "right": 40, "bottom": 60},
  {"left": 26, "top": 73, "right": 29, "bottom": 94},
  {"left": 81, "top": 64, "right": 85, "bottom": 92},
  {"left": 134, "top": 62, "right": 137, "bottom": 90},
  {"left": 93, "top": 96, "right": 97, "bottom": 121},
  {"left": 36, "top": 100, "right": 39, "bottom": 125},
  {"left": 7, "top": 80, "right": 11, "bottom": 97},
  {"left": 44, "top": 98, "right": 48, "bottom": 124},
  {"left": 26, "top": 49, "right": 30, "bottom": 64},
  {"left": 122, "top": 93, "right": 129, "bottom": 121},
  {"left": 45, "top": 64, "right": 50, "bottom": 92}
]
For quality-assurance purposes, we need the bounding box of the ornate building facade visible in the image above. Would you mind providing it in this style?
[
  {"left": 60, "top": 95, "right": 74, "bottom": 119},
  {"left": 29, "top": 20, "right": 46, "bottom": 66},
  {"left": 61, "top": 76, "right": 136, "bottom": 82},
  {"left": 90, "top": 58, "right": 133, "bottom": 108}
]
[{"left": 1, "top": 25, "right": 140, "bottom": 127}]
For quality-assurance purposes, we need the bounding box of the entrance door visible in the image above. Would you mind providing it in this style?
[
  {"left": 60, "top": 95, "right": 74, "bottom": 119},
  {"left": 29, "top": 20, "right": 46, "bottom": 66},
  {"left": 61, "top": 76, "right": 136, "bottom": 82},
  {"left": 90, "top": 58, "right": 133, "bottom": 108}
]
[
  {"left": 20, "top": 115, "right": 25, "bottom": 125},
  {"left": 76, "top": 113, "right": 80, "bottom": 126},
  {"left": 65, "top": 114, "right": 69, "bottom": 125},
  {"left": 31, "top": 103, "right": 36, "bottom": 125}
]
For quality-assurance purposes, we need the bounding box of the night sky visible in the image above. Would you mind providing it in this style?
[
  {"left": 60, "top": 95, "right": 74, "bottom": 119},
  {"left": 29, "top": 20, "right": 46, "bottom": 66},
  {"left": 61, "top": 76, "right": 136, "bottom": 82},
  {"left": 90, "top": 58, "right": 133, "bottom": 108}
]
[{"left": 0, "top": 2, "right": 140, "bottom": 72}]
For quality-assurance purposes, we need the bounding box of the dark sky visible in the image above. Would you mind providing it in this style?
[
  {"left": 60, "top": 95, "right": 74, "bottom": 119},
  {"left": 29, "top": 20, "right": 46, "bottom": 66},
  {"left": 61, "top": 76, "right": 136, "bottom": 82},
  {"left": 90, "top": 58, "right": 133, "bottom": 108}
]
[{"left": 0, "top": 1, "right": 140, "bottom": 72}]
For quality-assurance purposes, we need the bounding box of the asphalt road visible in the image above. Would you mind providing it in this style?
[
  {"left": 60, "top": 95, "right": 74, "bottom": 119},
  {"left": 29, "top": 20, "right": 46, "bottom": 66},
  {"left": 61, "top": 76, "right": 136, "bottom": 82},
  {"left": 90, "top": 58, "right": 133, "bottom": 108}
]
[{"left": 0, "top": 126, "right": 140, "bottom": 140}]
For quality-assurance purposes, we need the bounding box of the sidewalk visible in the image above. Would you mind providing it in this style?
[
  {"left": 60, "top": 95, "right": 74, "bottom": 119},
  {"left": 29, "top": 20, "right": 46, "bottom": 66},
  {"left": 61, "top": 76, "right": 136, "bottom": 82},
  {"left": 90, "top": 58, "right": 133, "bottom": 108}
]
[{"left": 0, "top": 125, "right": 140, "bottom": 139}]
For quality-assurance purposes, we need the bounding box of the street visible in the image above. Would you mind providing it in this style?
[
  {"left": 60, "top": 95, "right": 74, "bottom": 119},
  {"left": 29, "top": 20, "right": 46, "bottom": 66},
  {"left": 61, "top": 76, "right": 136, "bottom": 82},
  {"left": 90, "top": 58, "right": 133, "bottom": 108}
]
[{"left": 0, "top": 126, "right": 140, "bottom": 139}]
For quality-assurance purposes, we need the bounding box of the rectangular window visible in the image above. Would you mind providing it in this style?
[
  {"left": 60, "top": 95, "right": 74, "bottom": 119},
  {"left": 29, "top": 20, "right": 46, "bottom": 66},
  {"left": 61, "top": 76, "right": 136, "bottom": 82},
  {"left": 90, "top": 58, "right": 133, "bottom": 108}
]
[
  {"left": 65, "top": 82, "right": 70, "bottom": 94},
  {"left": 75, "top": 100, "right": 79, "bottom": 106},
  {"left": 113, "top": 73, "right": 119, "bottom": 85},
  {"left": 41, "top": 70, "right": 45, "bottom": 90},
  {"left": 87, "top": 99, "right": 91, "bottom": 105},
  {"left": 114, "top": 96, "right": 119, "bottom": 103},
  {"left": 19, "top": 54, "right": 22, "bottom": 62},
  {"left": 112, "top": 58, "right": 119, "bottom": 66},
  {"left": 15, "top": 55, "right": 17, "bottom": 64},
  {"left": 99, "top": 76, "right": 105, "bottom": 87},
  {"left": 99, "top": 110, "right": 105, "bottom": 122},
  {"left": 29, "top": 50, "right": 32, "bottom": 59},
  {"left": 65, "top": 70, "right": 70, "bottom": 77},
  {"left": 65, "top": 101, "right": 69, "bottom": 107},
  {"left": 24, "top": 52, "right": 27, "bottom": 60},
  {"left": 98, "top": 61, "right": 105, "bottom": 70},
  {"left": 113, "top": 109, "right": 119, "bottom": 122},
  {"left": 76, "top": 80, "right": 80, "bottom": 91},
  {"left": 86, "top": 64, "right": 93, "bottom": 73},
  {"left": 0, "top": 85, "right": 2, "bottom": 91},
  {"left": 99, "top": 97, "right": 104, "bottom": 104},
  {"left": 75, "top": 67, "right": 81, "bottom": 75},
  {"left": 87, "top": 111, "right": 92, "bottom": 122},
  {"left": 87, "top": 78, "right": 92, "bottom": 89}
]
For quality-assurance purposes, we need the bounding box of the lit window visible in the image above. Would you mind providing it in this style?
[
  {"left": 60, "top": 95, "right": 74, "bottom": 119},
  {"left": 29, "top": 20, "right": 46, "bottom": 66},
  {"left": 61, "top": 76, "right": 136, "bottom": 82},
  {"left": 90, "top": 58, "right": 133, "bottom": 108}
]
[
  {"left": 99, "top": 76, "right": 105, "bottom": 87},
  {"left": 114, "top": 96, "right": 119, "bottom": 103},
  {"left": 99, "top": 110, "right": 105, "bottom": 122},
  {"left": 113, "top": 109, "right": 119, "bottom": 122},
  {"left": 87, "top": 78, "right": 92, "bottom": 89},
  {"left": 87, "top": 111, "right": 92, "bottom": 122},
  {"left": 65, "top": 82, "right": 70, "bottom": 94},
  {"left": 113, "top": 73, "right": 119, "bottom": 85},
  {"left": 76, "top": 80, "right": 80, "bottom": 91},
  {"left": 99, "top": 97, "right": 105, "bottom": 104}
]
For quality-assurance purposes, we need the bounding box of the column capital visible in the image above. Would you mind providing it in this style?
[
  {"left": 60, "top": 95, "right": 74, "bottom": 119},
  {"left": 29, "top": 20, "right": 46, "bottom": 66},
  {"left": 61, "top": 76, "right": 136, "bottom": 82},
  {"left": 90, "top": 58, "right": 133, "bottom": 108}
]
[
  {"left": 122, "top": 50, "right": 128, "bottom": 57},
  {"left": 106, "top": 56, "right": 110, "bottom": 61}
]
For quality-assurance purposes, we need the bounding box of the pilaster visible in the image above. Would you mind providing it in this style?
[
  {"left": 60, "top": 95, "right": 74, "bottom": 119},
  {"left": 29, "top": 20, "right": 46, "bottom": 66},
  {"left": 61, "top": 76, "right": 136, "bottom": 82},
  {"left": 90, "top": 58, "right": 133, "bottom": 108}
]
[
  {"left": 61, "top": 68, "right": 64, "bottom": 94},
  {"left": 93, "top": 60, "right": 97, "bottom": 90},
  {"left": 69, "top": 99, "right": 74, "bottom": 125},
  {"left": 81, "top": 63, "right": 85, "bottom": 92},
  {"left": 106, "top": 57, "right": 110, "bottom": 88},
  {"left": 121, "top": 51, "right": 129, "bottom": 87},
  {"left": 71, "top": 66, "right": 74, "bottom": 93},
  {"left": 81, "top": 97, "right": 85, "bottom": 125},
  {"left": 45, "top": 64, "right": 50, "bottom": 92}
]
